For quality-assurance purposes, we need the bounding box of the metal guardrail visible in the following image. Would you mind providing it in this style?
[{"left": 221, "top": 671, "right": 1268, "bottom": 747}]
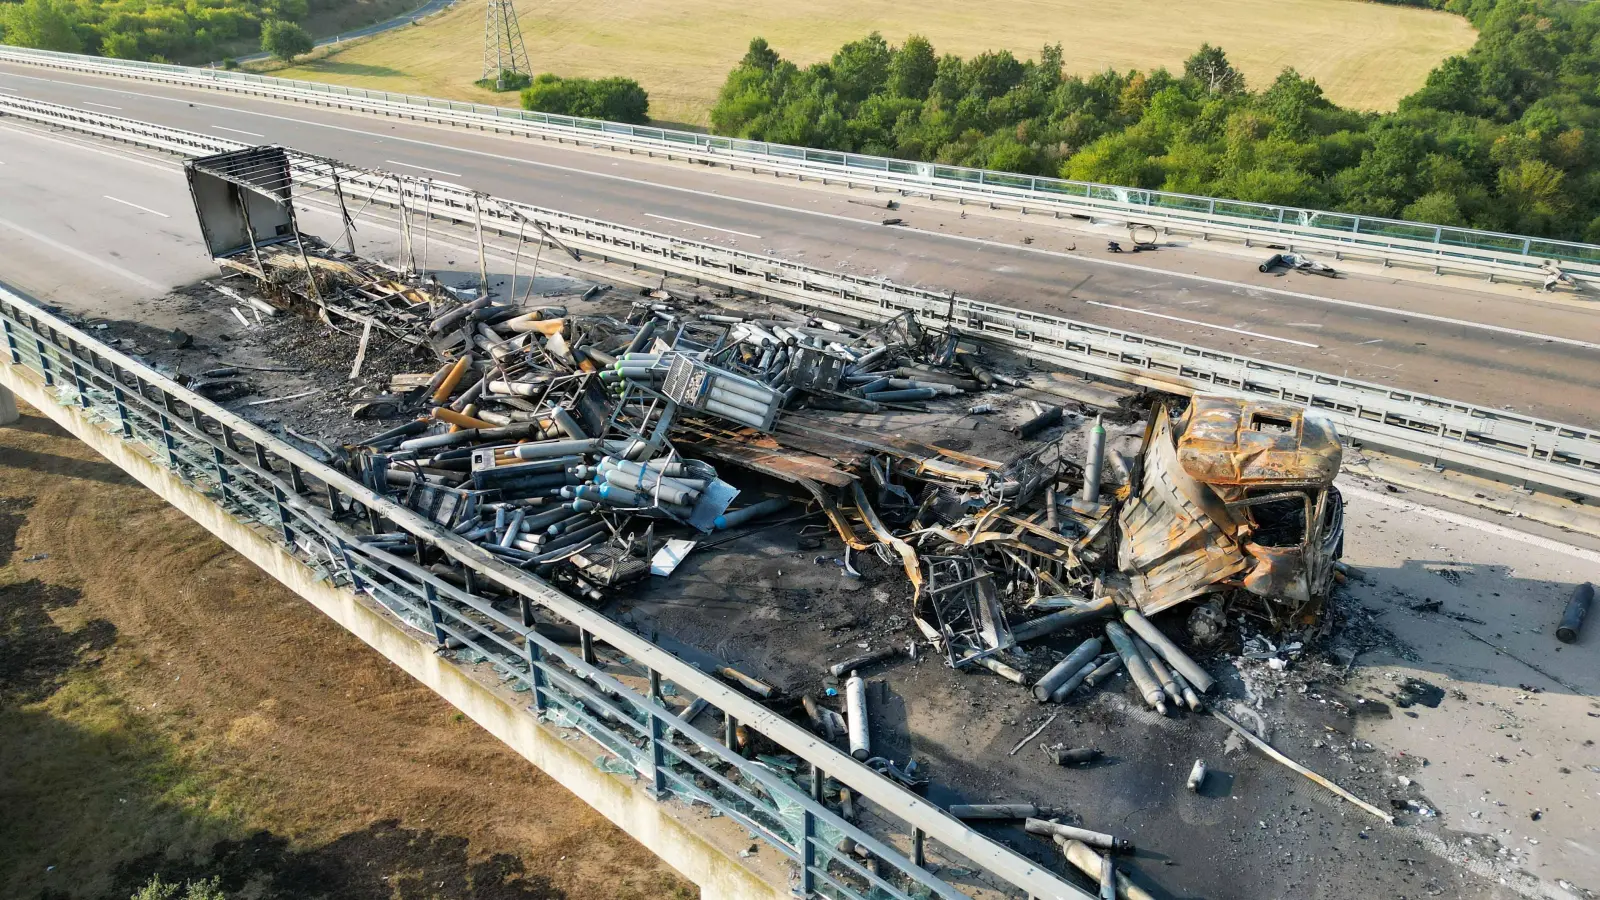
[
  {"left": 3, "top": 45, "right": 1600, "bottom": 285},
  {"left": 2, "top": 93, "right": 1595, "bottom": 502},
  {"left": 0, "top": 287, "right": 1093, "bottom": 900}
]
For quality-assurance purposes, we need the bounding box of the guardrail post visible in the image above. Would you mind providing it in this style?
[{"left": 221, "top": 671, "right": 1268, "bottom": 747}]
[
  {"left": 579, "top": 627, "right": 595, "bottom": 664},
  {"left": 33, "top": 334, "right": 53, "bottom": 385},
  {"left": 1, "top": 317, "right": 20, "bottom": 364},
  {"left": 211, "top": 445, "right": 232, "bottom": 507},
  {"left": 524, "top": 637, "right": 549, "bottom": 711},
  {"left": 724, "top": 712, "right": 737, "bottom": 750},
  {"left": 424, "top": 581, "right": 447, "bottom": 646},
  {"left": 111, "top": 383, "right": 133, "bottom": 438},
  {"left": 68, "top": 358, "right": 90, "bottom": 407},
  {"left": 157, "top": 411, "right": 177, "bottom": 467},
  {"left": 647, "top": 709, "right": 667, "bottom": 797},
  {"left": 272, "top": 484, "right": 295, "bottom": 545},
  {"left": 913, "top": 827, "right": 926, "bottom": 869},
  {"left": 797, "top": 807, "right": 817, "bottom": 896}
]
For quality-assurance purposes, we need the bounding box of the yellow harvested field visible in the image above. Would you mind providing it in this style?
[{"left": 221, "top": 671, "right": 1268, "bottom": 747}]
[{"left": 269, "top": 0, "right": 1478, "bottom": 126}]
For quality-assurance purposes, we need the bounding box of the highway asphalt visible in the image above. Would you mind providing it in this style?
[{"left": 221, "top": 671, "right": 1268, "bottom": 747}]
[{"left": 0, "top": 60, "right": 1596, "bottom": 426}]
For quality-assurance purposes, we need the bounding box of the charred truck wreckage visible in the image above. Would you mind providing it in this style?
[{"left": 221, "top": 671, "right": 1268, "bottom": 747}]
[{"left": 175, "top": 145, "right": 1365, "bottom": 890}]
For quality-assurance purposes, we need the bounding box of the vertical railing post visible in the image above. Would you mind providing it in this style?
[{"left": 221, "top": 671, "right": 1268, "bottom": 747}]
[
  {"left": 273, "top": 485, "right": 295, "bottom": 545},
  {"left": 157, "top": 411, "right": 177, "bottom": 468},
  {"left": 648, "top": 710, "right": 667, "bottom": 797},
  {"left": 1, "top": 317, "right": 20, "bottom": 365},
  {"left": 112, "top": 384, "right": 133, "bottom": 438},
  {"left": 33, "top": 334, "right": 53, "bottom": 385},
  {"left": 68, "top": 358, "right": 89, "bottom": 407},
  {"left": 424, "top": 582, "right": 447, "bottom": 646},
  {"left": 211, "top": 445, "right": 232, "bottom": 507},
  {"left": 798, "top": 807, "right": 817, "bottom": 896},
  {"left": 524, "top": 637, "right": 549, "bottom": 711}
]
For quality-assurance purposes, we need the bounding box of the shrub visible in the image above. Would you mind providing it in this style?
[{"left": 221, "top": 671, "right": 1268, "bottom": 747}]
[
  {"left": 520, "top": 73, "right": 648, "bottom": 124},
  {"left": 475, "top": 69, "right": 531, "bottom": 92}
]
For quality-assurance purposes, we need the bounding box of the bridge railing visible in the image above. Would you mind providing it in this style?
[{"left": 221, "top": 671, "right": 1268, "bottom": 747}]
[{"left": 3, "top": 44, "right": 1600, "bottom": 285}]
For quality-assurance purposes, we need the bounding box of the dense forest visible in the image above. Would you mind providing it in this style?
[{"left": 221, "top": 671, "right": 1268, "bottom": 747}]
[
  {"left": 0, "top": 0, "right": 334, "bottom": 64},
  {"left": 710, "top": 0, "right": 1600, "bottom": 241}
]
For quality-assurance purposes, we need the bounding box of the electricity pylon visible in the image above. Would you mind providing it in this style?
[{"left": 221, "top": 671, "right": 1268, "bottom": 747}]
[{"left": 482, "top": 0, "right": 531, "bottom": 90}]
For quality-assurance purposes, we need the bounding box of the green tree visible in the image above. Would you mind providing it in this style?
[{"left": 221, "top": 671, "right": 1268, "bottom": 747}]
[
  {"left": 1183, "top": 44, "right": 1245, "bottom": 97},
  {"left": 100, "top": 31, "right": 142, "bottom": 59},
  {"left": 1404, "top": 56, "right": 1482, "bottom": 115},
  {"left": 1259, "top": 69, "right": 1326, "bottom": 139},
  {"left": 739, "top": 37, "right": 779, "bottom": 73},
  {"left": 698, "top": 6, "right": 1600, "bottom": 242},
  {"left": 1497, "top": 158, "right": 1569, "bottom": 231},
  {"left": 0, "top": 0, "right": 83, "bottom": 53},
  {"left": 886, "top": 34, "right": 937, "bottom": 99},
  {"left": 1402, "top": 190, "right": 1469, "bottom": 225},
  {"left": 260, "top": 19, "right": 312, "bottom": 62},
  {"left": 830, "top": 32, "right": 891, "bottom": 104}
]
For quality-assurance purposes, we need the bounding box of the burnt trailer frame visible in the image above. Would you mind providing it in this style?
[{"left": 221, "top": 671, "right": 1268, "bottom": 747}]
[{"left": 184, "top": 145, "right": 359, "bottom": 287}]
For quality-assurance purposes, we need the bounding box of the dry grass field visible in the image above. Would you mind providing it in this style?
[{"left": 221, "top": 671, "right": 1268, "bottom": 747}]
[{"left": 266, "top": 0, "right": 1477, "bottom": 127}]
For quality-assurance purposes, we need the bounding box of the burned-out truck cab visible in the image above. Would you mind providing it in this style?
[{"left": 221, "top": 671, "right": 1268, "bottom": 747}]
[{"left": 1119, "top": 395, "right": 1344, "bottom": 624}]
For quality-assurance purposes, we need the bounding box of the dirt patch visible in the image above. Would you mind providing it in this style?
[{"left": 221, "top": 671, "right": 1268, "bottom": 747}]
[
  {"left": 0, "top": 405, "right": 692, "bottom": 900},
  {"left": 107, "top": 822, "right": 562, "bottom": 900}
]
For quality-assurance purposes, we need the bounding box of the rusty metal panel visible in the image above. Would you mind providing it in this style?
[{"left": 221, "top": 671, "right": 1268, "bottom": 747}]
[
  {"left": 1119, "top": 405, "right": 1248, "bottom": 614},
  {"left": 1177, "top": 396, "right": 1341, "bottom": 487}
]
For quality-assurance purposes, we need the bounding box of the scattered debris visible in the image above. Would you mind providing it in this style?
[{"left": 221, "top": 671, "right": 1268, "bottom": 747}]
[
  {"left": 1044, "top": 745, "right": 1102, "bottom": 766},
  {"left": 1259, "top": 253, "right": 1338, "bottom": 278},
  {"left": 1187, "top": 759, "right": 1207, "bottom": 792},
  {"left": 1008, "top": 713, "right": 1059, "bottom": 756},
  {"left": 1556, "top": 582, "right": 1591, "bottom": 643},
  {"left": 846, "top": 670, "right": 870, "bottom": 760},
  {"left": 949, "top": 803, "right": 1062, "bottom": 820},
  {"left": 1393, "top": 678, "right": 1445, "bottom": 709},
  {"left": 1025, "top": 818, "right": 1133, "bottom": 853},
  {"left": 1212, "top": 708, "right": 1394, "bottom": 824}
]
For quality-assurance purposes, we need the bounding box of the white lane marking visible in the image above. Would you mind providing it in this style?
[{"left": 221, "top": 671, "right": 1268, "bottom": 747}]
[
  {"left": 212, "top": 125, "right": 264, "bottom": 137},
  {"left": 644, "top": 213, "right": 760, "bottom": 239},
  {"left": 82, "top": 101, "right": 122, "bottom": 110},
  {"left": 1360, "top": 338, "right": 1383, "bottom": 345},
  {"left": 1343, "top": 484, "right": 1600, "bottom": 565},
  {"left": 102, "top": 194, "right": 170, "bottom": 217},
  {"left": 6, "top": 67, "right": 1595, "bottom": 352},
  {"left": 0, "top": 215, "right": 168, "bottom": 292},
  {"left": 1286, "top": 322, "right": 1324, "bottom": 328},
  {"left": 385, "top": 158, "right": 461, "bottom": 177},
  {"left": 1085, "top": 300, "right": 1321, "bottom": 348},
  {"left": 0, "top": 121, "right": 184, "bottom": 176}
]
